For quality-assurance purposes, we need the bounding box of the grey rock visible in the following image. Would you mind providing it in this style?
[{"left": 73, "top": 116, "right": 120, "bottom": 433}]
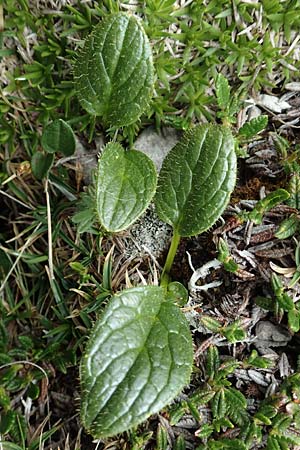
[
  {"left": 254, "top": 321, "right": 291, "bottom": 355},
  {"left": 134, "top": 126, "right": 181, "bottom": 171},
  {"left": 125, "top": 204, "right": 172, "bottom": 259}
]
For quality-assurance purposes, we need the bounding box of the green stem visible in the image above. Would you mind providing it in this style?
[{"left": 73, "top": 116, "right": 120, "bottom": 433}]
[
  {"left": 160, "top": 229, "right": 181, "bottom": 287},
  {"left": 88, "top": 115, "right": 96, "bottom": 143}
]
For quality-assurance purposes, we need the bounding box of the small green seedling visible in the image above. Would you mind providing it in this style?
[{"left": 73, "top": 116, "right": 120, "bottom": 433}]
[
  {"left": 289, "top": 240, "right": 300, "bottom": 288},
  {"left": 80, "top": 123, "right": 237, "bottom": 438},
  {"left": 217, "top": 237, "right": 239, "bottom": 273},
  {"left": 276, "top": 213, "right": 300, "bottom": 240},
  {"left": 256, "top": 271, "right": 300, "bottom": 333},
  {"left": 74, "top": 12, "right": 237, "bottom": 439},
  {"left": 31, "top": 118, "right": 76, "bottom": 179},
  {"left": 239, "top": 188, "right": 290, "bottom": 225},
  {"left": 215, "top": 73, "right": 268, "bottom": 137},
  {"left": 41, "top": 118, "right": 76, "bottom": 156},
  {"left": 200, "top": 315, "right": 246, "bottom": 343},
  {"left": 249, "top": 189, "right": 290, "bottom": 224},
  {"left": 238, "top": 115, "right": 268, "bottom": 139}
]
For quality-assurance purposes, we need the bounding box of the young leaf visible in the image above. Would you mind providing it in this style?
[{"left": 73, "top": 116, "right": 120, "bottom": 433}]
[
  {"left": 80, "top": 286, "right": 193, "bottom": 438},
  {"left": 277, "top": 293, "right": 294, "bottom": 311},
  {"left": 196, "top": 423, "right": 214, "bottom": 439},
  {"left": 221, "top": 321, "right": 246, "bottom": 343},
  {"left": 288, "top": 309, "right": 300, "bottom": 332},
  {"left": 211, "top": 389, "right": 226, "bottom": 419},
  {"left": 96, "top": 143, "right": 157, "bottom": 232},
  {"left": 174, "top": 435, "right": 186, "bottom": 450},
  {"left": 41, "top": 119, "right": 76, "bottom": 156},
  {"left": 287, "top": 173, "right": 300, "bottom": 209},
  {"left": 207, "top": 345, "right": 220, "bottom": 379},
  {"left": 169, "top": 403, "right": 186, "bottom": 425},
  {"left": 209, "top": 438, "right": 248, "bottom": 450},
  {"left": 215, "top": 360, "right": 239, "bottom": 380},
  {"left": 225, "top": 387, "right": 247, "bottom": 411},
  {"left": 249, "top": 189, "right": 290, "bottom": 224},
  {"left": 272, "top": 413, "right": 292, "bottom": 431},
  {"left": 0, "top": 410, "right": 15, "bottom": 434},
  {"left": 155, "top": 124, "right": 236, "bottom": 237},
  {"left": 191, "top": 390, "right": 215, "bottom": 406},
  {"left": 74, "top": 13, "right": 154, "bottom": 127},
  {"left": 157, "top": 425, "right": 168, "bottom": 450},
  {"left": 239, "top": 115, "right": 268, "bottom": 138},
  {"left": 266, "top": 435, "right": 281, "bottom": 450},
  {"left": 216, "top": 74, "right": 230, "bottom": 109},
  {"left": 200, "top": 316, "right": 222, "bottom": 332},
  {"left": 31, "top": 152, "right": 54, "bottom": 180},
  {"left": 167, "top": 282, "right": 188, "bottom": 306},
  {"left": 275, "top": 214, "right": 299, "bottom": 239},
  {"left": 0, "top": 387, "right": 10, "bottom": 411}
]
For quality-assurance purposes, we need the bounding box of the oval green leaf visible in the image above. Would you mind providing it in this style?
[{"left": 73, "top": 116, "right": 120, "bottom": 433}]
[
  {"left": 74, "top": 13, "right": 154, "bottom": 127},
  {"left": 167, "top": 281, "right": 188, "bottom": 307},
  {"left": 31, "top": 152, "right": 54, "bottom": 180},
  {"left": 80, "top": 285, "right": 193, "bottom": 438},
  {"left": 41, "top": 119, "right": 76, "bottom": 156},
  {"left": 96, "top": 142, "right": 157, "bottom": 232},
  {"left": 238, "top": 115, "right": 268, "bottom": 138},
  {"left": 154, "top": 124, "right": 237, "bottom": 237}
]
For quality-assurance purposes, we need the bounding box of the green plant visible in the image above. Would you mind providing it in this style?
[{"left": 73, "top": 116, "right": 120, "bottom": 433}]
[
  {"left": 80, "top": 124, "right": 236, "bottom": 439},
  {"left": 256, "top": 260, "right": 300, "bottom": 333},
  {"left": 73, "top": 12, "right": 237, "bottom": 439},
  {"left": 237, "top": 188, "right": 290, "bottom": 225},
  {"left": 217, "top": 237, "right": 239, "bottom": 273},
  {"left": 169, "top": 346, "right": 300, "bottom": 450},
  {"left": 73, "top": 13, "right": 154, "bottom": 131},
  {"left": 3, "top": 2, "right": 300, "bottom": 448},
  {"left": 272, "top": 132, "right": 300, "bottom": 237},
  {"left": 31, "top": 118, "right": 76, "bottom": 180}
]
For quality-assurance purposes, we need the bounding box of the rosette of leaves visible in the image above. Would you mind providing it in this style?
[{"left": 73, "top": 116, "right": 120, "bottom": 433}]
[
  {"left": 74, "top": 13, "right": 154, "bottom": 127},
  {"left": 80, "top": 124, "right": 237, "bottom": 439}
]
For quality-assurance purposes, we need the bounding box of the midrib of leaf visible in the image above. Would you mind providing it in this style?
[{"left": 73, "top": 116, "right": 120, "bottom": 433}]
[
  {"left": 106, "top": 320, "right": 175, "bottom": 431},
  {"left": 96, "top": 52, "right": 110, "bottom": 88},
  {"left": 117, "top": 62, "right": 148, "bottom": 106},
  {"left": 85, "top": 296, "right": 170, "bottom": 427},
  {"left": 105, "top": 17, "right": 127, "bottom": 78},
  {"left": 109, "top": 326, "right": 174, "bottom": 427},
  {"left": 100, "top": 16, "right": 129, "bottom": 117},
  {"left": 84, "top": 15, "right": 135, "bottom": 118},
  {"left": 102, "top": 16, "right": 146, "bottom": 113},
  {"left": 104, "top": 158, "right": 145, "bottom": 229},
  {"left": 115, "top": 40, "right": 147, "bottom": 102},
  {"left": 113, "top": 25, "right": 141, "bottom": 87},
  {"left": 176, "top": 127, "right": 225, "bottom": 231}
]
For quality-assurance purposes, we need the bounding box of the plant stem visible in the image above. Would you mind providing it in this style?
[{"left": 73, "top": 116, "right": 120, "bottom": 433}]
[
  {"left": 88, "top": 115, "right": 96, "bottom": 143},
  {"left": 160, "top": 230, "right": 181, "bottom": 287}
]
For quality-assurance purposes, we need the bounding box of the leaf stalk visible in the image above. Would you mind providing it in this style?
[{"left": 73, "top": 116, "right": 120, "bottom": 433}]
[{"left": 160, "top": 229, "right": 181, "bottom": 287}]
